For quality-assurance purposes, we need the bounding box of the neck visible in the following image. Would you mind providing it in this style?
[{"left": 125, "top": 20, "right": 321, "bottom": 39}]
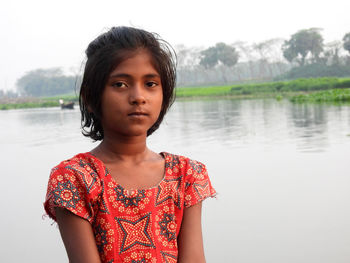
[{"left": 93, "top": 133, "right": 150, "bottom": 162}]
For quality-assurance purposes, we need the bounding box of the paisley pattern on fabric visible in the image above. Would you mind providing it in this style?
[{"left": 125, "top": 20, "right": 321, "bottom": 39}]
[{"left": 44, "top": 152, "right": 216, "bottom": 262}]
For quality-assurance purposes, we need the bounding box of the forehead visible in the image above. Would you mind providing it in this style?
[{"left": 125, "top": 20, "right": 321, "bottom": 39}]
[{"left": 110, "top": 49, "right": 160, "bottom": 76}]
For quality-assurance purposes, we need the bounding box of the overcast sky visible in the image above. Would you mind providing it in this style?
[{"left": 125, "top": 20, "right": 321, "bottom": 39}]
[{"left": 1, "top": 0, "right": 349, "bottom": 91}]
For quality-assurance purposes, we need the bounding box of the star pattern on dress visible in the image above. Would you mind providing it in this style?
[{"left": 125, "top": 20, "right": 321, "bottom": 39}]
[
  {"left": 116, "top": 213, "right": 155, "bottom": 253},
  {"left": 161, "top": 251, "right": 177, "bottom": 263},
  {"left": 159, "top": 213, "right": 176, "bottom": 241},
  {"left": 52, "top": 180, "right": 80, "bottom": 209},
  {"left": 69, "top": 163, "right": 99, "bottom": 194},
  {"left": 45, "top": 152, "right": 216, "bottom": 262},
  {"left": 193, "top": 181, "right": 210, "bottom": 200},
  {"left": 155, "top": 176, "right": 182, "bottom": 208}
]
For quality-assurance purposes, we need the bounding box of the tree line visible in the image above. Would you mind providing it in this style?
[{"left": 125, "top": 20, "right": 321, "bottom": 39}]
[
  {"left": 176, "top": 28, "right": 350, "bottom": 86},
  {"left": 4, "top": 28, "right": 350, "bottom": 97},
  {"left": 15, "top": 68, "right": 77, "bottom": 97}
]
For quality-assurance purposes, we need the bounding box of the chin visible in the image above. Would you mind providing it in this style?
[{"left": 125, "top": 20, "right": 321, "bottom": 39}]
[{"left": 121, "top": 128, "right": 149, "bottom": 137}]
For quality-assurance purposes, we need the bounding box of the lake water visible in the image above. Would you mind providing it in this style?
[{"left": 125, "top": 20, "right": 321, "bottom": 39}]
[{"left": 1, "top": 99, "right": 350, "bottom": 263}]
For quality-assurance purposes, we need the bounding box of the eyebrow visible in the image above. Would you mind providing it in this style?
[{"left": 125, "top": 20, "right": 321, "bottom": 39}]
[{"left": 108, "top": 73, "right": 161, "bottom": 79}]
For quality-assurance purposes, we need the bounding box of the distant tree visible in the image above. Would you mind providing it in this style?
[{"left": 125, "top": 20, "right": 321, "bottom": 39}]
[
  {"left": 200, "top": 46, "right": 218, "bottom": 68},
  {"left": 254, "top": 39, "right": 284, "bottom": 61},
  {"left": 175, "top": 44, "right": 201, "bottom": 69},
  {"left": 16, "top": 68, "right": 76, "bottom": 97},
  {"left": 6, "top": 90, "right": 18, "bottom": 98},
  {"left": 253, "top": 39, "right": 284, "bottom": 78},
  {"left": 0, "top": 89, "right": 18, "bottom": 98},
  {"left": 200, "top": 42, "right": 239, "bottom": 68},
  {"left": 232, "top": 41, "right": 255, "bottom": 80},
  {"left": 282, "top": 28, "right": 324, "bottom": 66},
  {"left": 343, "top": 32, "right": 350, "bottom": 54},
  {"left": 320, "top": 41, "right": 342, "bottom": 66}
]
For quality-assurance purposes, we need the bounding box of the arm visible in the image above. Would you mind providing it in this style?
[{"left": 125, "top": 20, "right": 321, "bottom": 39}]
[
  {"left": 177, "top": 202, "right": 206, "bottom": 263},
  {"left": 55, "top": 207, "right": 101, "bottom": 263}
]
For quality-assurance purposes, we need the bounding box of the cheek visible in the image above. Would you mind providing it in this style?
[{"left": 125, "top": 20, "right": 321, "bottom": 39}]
[
  {"left": 150, "top": 92, "right": 163, "bottom": 122},
  {"left": 100, "top": 94, "right": 122, "bottom": 121},
  {"left": 157, "top": 92, "right": 164, "bottom": 114}
]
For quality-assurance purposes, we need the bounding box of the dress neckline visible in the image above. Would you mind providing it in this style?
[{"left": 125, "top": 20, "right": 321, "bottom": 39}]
[{"left": 84, "top": 151, "right": 169, "bottom": 191}]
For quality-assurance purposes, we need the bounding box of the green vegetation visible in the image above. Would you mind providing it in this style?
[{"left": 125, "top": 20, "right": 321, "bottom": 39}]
[
  {"left": 42, "top": 94, "right": 78, "bottom": 102},
  {"left": 0, "top": 94, "right": 78, "bottom": 110},
  {"left": 290, "top": 88, "right": 350, "bottom": 103},
  {"left": 176, "top": 85, "right": 281, "bottom": 99},
  {"left": 0, "top": 100, "right": 59, "bottom": 110},
  {"left": 176, "top": 86, "right": 233, "bottom": 97},
  {"left": 177, "top": 77, "right": 350, "bottom": 98},
  {"left": 244, "top": 77, "right": 350, "bottom": 92}
]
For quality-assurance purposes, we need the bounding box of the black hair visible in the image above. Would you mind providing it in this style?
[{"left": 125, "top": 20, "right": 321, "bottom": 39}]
[{"left": 79, "top": 26, "right": 176, "bottom": 140}]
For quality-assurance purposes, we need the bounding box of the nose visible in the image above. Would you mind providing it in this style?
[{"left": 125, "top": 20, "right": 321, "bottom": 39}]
[{"left": 129, "top": 84, "right": 146, "bottom": 105}]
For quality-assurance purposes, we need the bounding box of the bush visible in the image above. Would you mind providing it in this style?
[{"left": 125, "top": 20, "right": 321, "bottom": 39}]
[
  {"left": 290, "top": 88, "right": 350, "bottom": 103},
  {"left": 335, "top": 79, "right": 350, "bottom": 88}
]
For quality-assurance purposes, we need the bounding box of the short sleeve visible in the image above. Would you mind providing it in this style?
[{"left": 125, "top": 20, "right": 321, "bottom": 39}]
[
  {"left": 44, "top": 161, "right": 102, "bottom": 223},
  {"left": 183, "top": 159, "right": 216, "bottom": 208}
]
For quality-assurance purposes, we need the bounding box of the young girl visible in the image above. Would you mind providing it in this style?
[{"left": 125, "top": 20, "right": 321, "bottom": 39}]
[{"left": 44, "top": 26, "right": 216, "bottom": 263}]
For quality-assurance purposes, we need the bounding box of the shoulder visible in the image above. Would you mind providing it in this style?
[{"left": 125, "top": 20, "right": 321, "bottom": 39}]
[
  {"left": 162, "top": 152, "right": 216, "bottom": 208},
  {"left": 162, "top": 152, "right": 208, "bottom": 177},
  {"left": 44, "top": 153, "right": 104, "bottom": 222},
  {"left": 48, "top": 152, "right": 105, "bottom": 197},
  {"left": 51, "top": 152, "right": 106, "bottom": 179}
]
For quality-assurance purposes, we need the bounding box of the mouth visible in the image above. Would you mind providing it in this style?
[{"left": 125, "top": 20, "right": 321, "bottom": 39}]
[{"left": 128, "top": 112, "right": 149, "bottom": 116}]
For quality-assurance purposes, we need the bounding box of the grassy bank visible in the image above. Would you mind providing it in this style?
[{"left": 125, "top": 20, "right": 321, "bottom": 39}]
[
  {"left": 0, "top": 94, "right": 78, "bottom": 110},
  {"left": 290, "top": 88, "right": 350, "bottom": 103},
  {"left": 1, "top": 77, "right": 350, "bottom": 110},
  {"left": 0, "top": 101, "right": 59, "bottom": 110},
  {"left": 176, "top": 85, "right": 232, "bottom": 97},
  {"left": 176, "top": 77, "right": 350, "bottom": 98}
]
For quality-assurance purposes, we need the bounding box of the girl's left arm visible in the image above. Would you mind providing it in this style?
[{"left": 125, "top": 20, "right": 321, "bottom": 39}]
[{"left": 177, "top": 202, "right": 206, "bottom": 263}]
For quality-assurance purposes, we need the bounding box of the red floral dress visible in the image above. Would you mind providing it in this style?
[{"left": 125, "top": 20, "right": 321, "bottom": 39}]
[{"left": 44, "top": 152, "right": 216, "bottom": 263}]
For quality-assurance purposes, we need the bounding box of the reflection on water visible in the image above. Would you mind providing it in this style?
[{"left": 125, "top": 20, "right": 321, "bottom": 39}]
[
  {"left": 1, "top": 99, "right": 350, "bottom": 263},
  {"left": 157, "top": 99, "right": 350, "bottom": 153},
  {"left": 1, "top": 99, "right": 349, "bottom": 152},
  {"left": 290, "top": 104, "right": 329, "bottom": 151}
]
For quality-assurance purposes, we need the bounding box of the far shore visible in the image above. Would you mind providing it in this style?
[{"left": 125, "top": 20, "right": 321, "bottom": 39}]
[{"left": 1, "top": 77, "right": 350, "bottom": 110}]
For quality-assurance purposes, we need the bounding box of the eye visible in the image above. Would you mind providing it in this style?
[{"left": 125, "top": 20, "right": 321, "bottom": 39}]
[
  {"left": 146, "top": 81, "right": 158, "bottom": 88},
  {"left": 112, "top": 81, "right": 127, "bottom": 88}
]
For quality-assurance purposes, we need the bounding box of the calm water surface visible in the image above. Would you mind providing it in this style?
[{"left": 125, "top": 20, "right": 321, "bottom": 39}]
[{"left": 1, "top": 99, "right": 350, "bottom": 263}]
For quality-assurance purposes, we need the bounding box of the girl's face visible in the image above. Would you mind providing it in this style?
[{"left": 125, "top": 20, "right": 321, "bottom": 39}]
[{"left": 100, "top": 50, "right": 163, "bottom": 138}]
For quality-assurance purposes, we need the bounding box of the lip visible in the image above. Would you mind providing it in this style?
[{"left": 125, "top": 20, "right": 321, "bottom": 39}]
[{"left": 128, "top": 111, "right": 149, "bottom": 116}]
